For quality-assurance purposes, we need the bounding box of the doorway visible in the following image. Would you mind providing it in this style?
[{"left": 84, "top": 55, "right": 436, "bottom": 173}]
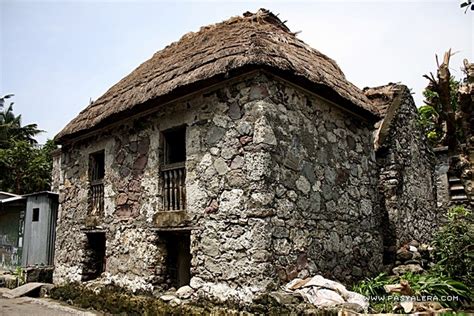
[
  {"left": 161, "top": 231, "right": 191, "bottom": 288},
  {"left": 82, "top": 232, "right": 106, "bottom": 281}
]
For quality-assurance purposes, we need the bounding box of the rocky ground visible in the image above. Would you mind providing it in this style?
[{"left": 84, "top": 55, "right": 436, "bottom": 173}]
[{"left": 0, "top": 240, "right": 460, "bottom": 315}]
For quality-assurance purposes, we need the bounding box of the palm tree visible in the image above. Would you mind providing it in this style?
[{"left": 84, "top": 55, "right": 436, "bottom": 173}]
[
  {"left": 0, "top": 94, "right": 14, "bottom": 109},
  {"left": 0, "top": 94, "right": 43, "bottom": 148}
]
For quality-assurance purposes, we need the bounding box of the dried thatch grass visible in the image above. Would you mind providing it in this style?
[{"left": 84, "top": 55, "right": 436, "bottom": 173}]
[
  {"left": 56, "top": 9, "right": 379, "bottom": 143},
  {"left": 363, "top": 84, "right": 401, "bottom": 117},
  {"left": 364, "top": 83, "right": 409, "bottom": 150}
]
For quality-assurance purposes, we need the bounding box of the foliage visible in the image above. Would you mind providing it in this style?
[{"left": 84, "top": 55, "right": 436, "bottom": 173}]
[
  {"left": 352, "top": 272, "right": 391, "bottom": 298},
  {"left": 461, "top": 0, "right": 474, "bottom": 13},
  {"left": 422, "top": 78, "right": 459, "bottom": 113},
  {"left": 418, "top": 77, "right": 460, "bottom": 147},
  {"left": 0, "top": 140, "right": 57, "bottom": 194},
  {"left": 401, "top": 272, "right": 471, "bottom": 309},
  {"left": 418, "top": 105, "right": 440, "bottom": 145},
  {"left": 351, "top": 273, "right": 395, "bottom": 312},
  {"left": 0, "top": 94, "right": 57, "bottom": 194},
  {"left": 352, "top": 272, "right": 471, "bottom": 312},
  {"left": 432, "top": 206, "right": 474, "bottom": 287},
  {"left": 0, "top": 95, "right": 43, "bottom": 149},
  {"left": 13, "top": 267, "right": 26, "bottom": 287},
  {"left": 353, "top": 206, "right": 474, "bottom": 312}
]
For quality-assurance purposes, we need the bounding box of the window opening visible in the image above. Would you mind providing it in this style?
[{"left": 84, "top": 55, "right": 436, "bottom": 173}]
[
  {"left": 32, "top": 208, "right": 40, "bottom": 222},
  {"left": 161, "top": 128, "right": 186, "bottom": 211},
  {"left": 89, "top": 151, "right": 105, "bottom": 216}
]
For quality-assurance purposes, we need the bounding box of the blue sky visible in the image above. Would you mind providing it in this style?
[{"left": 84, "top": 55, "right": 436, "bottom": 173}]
[{"left": 1, "top": 0, "right": 472, "bottom": 143}]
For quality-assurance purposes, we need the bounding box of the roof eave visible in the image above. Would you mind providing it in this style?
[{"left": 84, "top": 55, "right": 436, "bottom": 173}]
[{"left": 56, "top": 65, "right": 380, "bottom": 144}]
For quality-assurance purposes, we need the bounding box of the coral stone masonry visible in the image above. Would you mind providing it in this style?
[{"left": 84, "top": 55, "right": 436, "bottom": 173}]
[{"left": 52, "top": 9, "right": 439, "bottom": 303}]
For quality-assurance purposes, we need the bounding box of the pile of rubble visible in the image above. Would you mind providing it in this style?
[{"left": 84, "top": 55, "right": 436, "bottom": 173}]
[
  {"left": 0, "top": 270, "right": 18, "bottom": 289},
  {"left": 393, "top": 240, "right": 435, "bottom": 276},
  {"left": 157, "top": 275, "right": 368, "bottom": 313},
  {"left": 283, "top": 275, "right": 368, "bottom": 312},
  {"left": 0, "top": 266, "right": 53, "bottom": 290},
  {"left": 384, "top": 280, "right": 452, "bottom": 314}
]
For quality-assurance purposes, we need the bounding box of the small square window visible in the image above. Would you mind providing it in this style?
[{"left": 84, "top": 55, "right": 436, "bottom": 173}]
[{"left": 32, "top": 208, "right": 40, "bottom": 222}]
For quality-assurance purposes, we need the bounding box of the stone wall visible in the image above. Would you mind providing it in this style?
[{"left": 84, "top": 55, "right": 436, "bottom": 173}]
[
  {"left": 54, "top": 71, "right": 384, "bottom": 299},
  {"left": 259, "top": 77, "right": 383, "bottom": 284},
  {"left": 370, "top": 85, "right": 438, "bottom": 260},
  {"left": 53, "top": 129, "right": 161, "bottom": 291},
  {"left": 433, "top": 147, "right": 450, "bottom": 208},
  {"left": 54, "top": 73, "right": 279, "bottom": 295}
]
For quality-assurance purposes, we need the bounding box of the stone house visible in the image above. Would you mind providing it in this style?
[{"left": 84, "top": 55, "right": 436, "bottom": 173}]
[{"left": 52, "top": 9, "right": 437, "bottom": 300}]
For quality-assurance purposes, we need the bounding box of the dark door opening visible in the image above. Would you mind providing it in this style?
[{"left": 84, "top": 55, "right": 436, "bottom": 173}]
[
  {"left": 82, "top": 232, "right": 106, "bottom": 281},
  {"left": 162, "top": 232, "right": 191, "bottom": 288}
]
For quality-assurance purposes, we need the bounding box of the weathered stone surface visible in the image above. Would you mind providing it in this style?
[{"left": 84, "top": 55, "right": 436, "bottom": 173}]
[
  {"left": 253, "top": 117, "right": 276, "bottom": 145},
  {"left": 206, "top": 126, "right": 226, "bottom": 145},
  {"left": 392, "top": 264, "right": 424, "bottom": 276},
  {"left": 176, "top": 285, "right": 193, "bottom": 299},
  {"left": 160, "top": 294, "right": 177, "bottom": 302},
  {"left": 213, "top": 157, "right": 229, "bottom": 175},
  {"left": 154, "top": 211, "right": 187, "bottom": 227},
  {"left": 295, "top": 176, "right": 311, "bottom": 195},
  {"left": 285, "top": 275, "right": 369, "bottom": 311},
  {"left": 53, "top": 72, "right": 436, "bottom": 305},
  {"left": 370, "top": 85, "right": 439, "bottom": 259},
  {"left": 396, "top": 248, "right": 413, "bottom": 261},
  {"left": 268, "top": 291, "right": 303, "bottom": 305},
  {"left": 189, "top": 277, "right": 205, "bottom": 290}
]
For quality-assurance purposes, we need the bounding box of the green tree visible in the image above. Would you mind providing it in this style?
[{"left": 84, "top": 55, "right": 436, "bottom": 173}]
[
  {"left": 418, "top": 77, "right": 460, "bottom": 146},
  {"left": 0, "top": 140, "right": 57, "bottom": 194},
  {"left": 420, "top": 51, "right": 472, "bottom": 152},
  {"left": 0, "top": 94, "right": 57, "bottom": 194},
  {"left": 0, "top": 95, "right": 43, "bottom": 148},
  {"left": 0, "top": 94, "right": 14, "bottom": 146}
]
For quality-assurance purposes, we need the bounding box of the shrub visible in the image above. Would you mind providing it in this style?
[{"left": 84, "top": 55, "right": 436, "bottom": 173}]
[
  {"left": 401, "top": 272, "right": 471, "bottom": 309},
  {"left": 432, "top": 206, "right": 474, "bottom": 287},
  {"left": 351, "top": 273, "right": 396, "bottom": 312},
  {"left": 352, "top": 272, "right": 471, "bottom": 312},
  {"left": 352, "top": 206, "right": 474, "bottom": 312}
]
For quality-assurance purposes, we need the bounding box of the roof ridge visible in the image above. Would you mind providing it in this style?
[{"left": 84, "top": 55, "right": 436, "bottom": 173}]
[{"left": 56, "top": 9, "right": 378, "bottom": 143}]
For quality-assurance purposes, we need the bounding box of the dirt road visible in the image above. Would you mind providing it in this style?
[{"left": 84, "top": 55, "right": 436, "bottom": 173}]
[{"left": 0, "top": 291, "right": 100, "bottom": 316}]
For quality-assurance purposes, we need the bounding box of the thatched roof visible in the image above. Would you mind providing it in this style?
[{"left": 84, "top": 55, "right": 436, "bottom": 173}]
[
  {"left": 56, "top": 9, "right": 379, "bottom": 143},
  {"left": 363, "top": 84, "right": 401, "bottom": 117},
  {"left": 364, "top": 83, "right": 409, "bottom": 150}
]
